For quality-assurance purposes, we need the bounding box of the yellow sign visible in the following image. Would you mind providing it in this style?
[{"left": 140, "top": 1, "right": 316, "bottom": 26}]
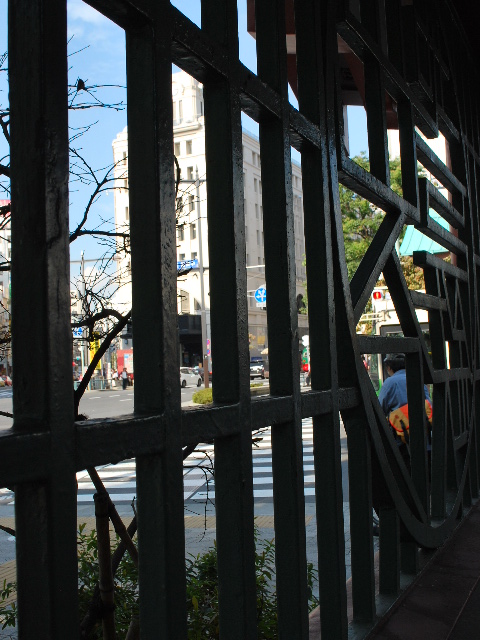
[{"left": 89, "top": 334, "right": 102, "bottom": 370}]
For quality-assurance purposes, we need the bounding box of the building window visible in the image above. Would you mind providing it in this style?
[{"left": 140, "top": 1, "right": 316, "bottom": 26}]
[
  {"left": 189, "top": 195, "right": 195, "bottom": 212},
  {"left": 200, "top": 101, "right": 203, "bottom": 116},
  {"left": 187, "top": 166, "right": 194, "bottom": 180},
  {"left": 176, "top": 197, "right": 183, "bottom": 212},
  {"left": 178, "top": 100, "right": 183, "bottom": 120},
  {"left": 191, "top": 223, "right": 196, "bottom": 240},
  {"left": 186, "top": 140, "right": 193, "bottom": 155},
  {"left": 257, "top": 230, "right": 260, "bottom": 245},
  {"left": 191, "top": 251, "right": 197, "bottom": 260},
  {"left": 254, "top": 178, "right": 257, "bottom": 192},
  {"left": 260, "top": 205, "right": 263, "bottom": 219},
  {"left": 262, "top": 231, "right": 264, "bottom": 245},
  {"left": 258, "top": 256, "right": 261, "bottom": 265},
  {"left": 122, "top": 151, "right": 127, "bottom": 165},
  {"left": 174, "top": 142, "right": 180, "bottom": 156},
  {"left": 255, "top": 203, "right": 258, "bottom": 219},
  {"left": 125, "top": 206, "right": 129, "bottom": 221},
  {"left": 179, "top": 289, "right": 190, "bottom": 314},
  {"left": 179, "top": 253, "right": 185, "bottom": 261},
  {"left": 259, "top": 180, "right": 262, "bottom": 194},
  {"left": 124, "top": 179, "right": 128, "bottom": 189},
  {"left": 177, "top": 226, "right": 184, "bottom": 241}
]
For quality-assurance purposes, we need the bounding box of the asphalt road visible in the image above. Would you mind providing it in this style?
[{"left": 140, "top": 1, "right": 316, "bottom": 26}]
[
  {"left": 0, "top": 379, "right": 275, "bottom": 428},
  {"left": 0, "top": 381, "right": 210, "bottom": 428}
]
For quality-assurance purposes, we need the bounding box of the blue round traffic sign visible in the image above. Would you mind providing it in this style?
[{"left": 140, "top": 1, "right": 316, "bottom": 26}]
[{"left": 254, "top": 287, "right": 267, "bottom": 304}]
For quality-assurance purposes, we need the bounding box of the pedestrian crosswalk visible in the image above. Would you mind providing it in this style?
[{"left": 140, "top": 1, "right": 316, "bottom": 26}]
[
  {"left": 188, "top": 421, "right": 316, "bottom": 502},
  {"left": 0, "top": 419, "right": 317, "bottom": 507}
]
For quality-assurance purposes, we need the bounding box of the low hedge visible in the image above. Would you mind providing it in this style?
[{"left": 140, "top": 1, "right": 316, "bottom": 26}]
[{"left": 192, "top": 388, "right": 213, "bottom": 404}]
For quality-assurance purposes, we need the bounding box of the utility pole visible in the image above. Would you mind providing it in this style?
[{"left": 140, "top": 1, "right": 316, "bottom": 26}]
[{"left": 195, "top": 167, "right": 209, "bottom": 388}]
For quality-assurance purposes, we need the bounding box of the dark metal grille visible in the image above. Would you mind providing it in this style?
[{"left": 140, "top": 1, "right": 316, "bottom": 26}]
[{"left": 4, "top": 0, "right": 480, "bottom": 637}]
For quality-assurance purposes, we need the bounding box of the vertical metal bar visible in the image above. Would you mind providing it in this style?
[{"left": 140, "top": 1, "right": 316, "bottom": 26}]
[
  {"left": 424, "top": 265, "right": 448, "bottom": 516},
  {"left": 398, "top": 100, "right": 419, "bottom": 207},
  {"left": 126, "top": 8, "right": 187, "bottom": 636},
  {"left": 379, "top": 507, "right": 400, "bottom": 595},
  {"left": 255, "top": 1, "right": 309, "bottom": 636},
  {"left": 295, "top": 0, "right": 350, "bottom": 631},
  {"left": 201, "top": 1, "right": 257, "bottom": 636},
  {"left": 405, "top": 352, "right": 429, "bottom": 514},
  {"left": 431, "top": 382, "right": 447, "bottom": 517},
  {"left": 328, "top": 0, "right": 378, "bottom": 620},
  {"left": 344, "top": 413, "right": 376, "bottom": 622},
  {"left": 364, "top": 52, "right": 390, "bottom": 186},
  {"left": 361, "top": 0, "right": 390, "bottom": 186},
  {"left": 401, "top": 540, "right": 419, "bottom": 575},
  {"left": 9, "top": 1, "right": 78, "bottom": 638},
  {"left": 385, "top": 0, "right": 404, "bottom": 74}
]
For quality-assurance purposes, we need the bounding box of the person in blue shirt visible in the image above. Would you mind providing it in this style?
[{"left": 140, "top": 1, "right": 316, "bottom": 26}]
[{"left": 378, "top": 353, "right": 432, "bottom": 442}]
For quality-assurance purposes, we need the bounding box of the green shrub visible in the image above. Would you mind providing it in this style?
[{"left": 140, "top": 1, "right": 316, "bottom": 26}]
[
  {"left": 192, "top": 388, "right": 213, "bottom": 404},
  {"left": 1, "top": 524, "right": 319, "bottom": 638},
  {"left": 0, "top": 580, "right": 16, "bottom": 630},
  {"left": 77, "top": 523, "right": 139, "bottom": 639}
]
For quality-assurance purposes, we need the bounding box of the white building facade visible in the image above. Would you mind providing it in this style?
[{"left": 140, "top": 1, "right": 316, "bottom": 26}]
[{"left": 112, "top": 71, "right": 307, "bottom": 366}]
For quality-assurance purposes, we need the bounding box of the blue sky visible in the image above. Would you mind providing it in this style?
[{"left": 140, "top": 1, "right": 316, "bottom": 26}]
[{"left": 0, "top": 1, "right": 368, "bottom": 265}]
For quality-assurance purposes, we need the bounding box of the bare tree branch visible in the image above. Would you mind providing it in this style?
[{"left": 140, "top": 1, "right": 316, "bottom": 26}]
[
  {"left": 69, "top": 149, "right": 124, "bottom": 243},
  {"left": 72, "top": 229, "right": 129, "bottom": 239},
  {"left": 71, "top": 308, "right": 127, "bottom": 331}
]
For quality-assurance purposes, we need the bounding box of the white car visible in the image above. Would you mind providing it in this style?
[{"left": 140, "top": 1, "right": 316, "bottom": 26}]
[{"left": 180, "top": 367, "right": 202, "bottom": 388}]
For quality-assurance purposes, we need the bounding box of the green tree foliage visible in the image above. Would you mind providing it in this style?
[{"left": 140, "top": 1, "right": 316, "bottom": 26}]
[
  {"left": 341, "top": 155, "right": 425, "bottom": 291},
  {"left": 341, "top": 154, "right": 403, "bottom": 280}
]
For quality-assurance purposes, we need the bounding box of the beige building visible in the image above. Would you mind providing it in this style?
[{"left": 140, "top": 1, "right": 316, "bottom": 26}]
[{"left": 112, "top": 71, "right": 307, "bottom": 366}]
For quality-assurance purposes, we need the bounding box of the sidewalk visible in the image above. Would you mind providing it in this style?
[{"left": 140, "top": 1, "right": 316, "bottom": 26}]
[{"left": 367, "top": 500, "right": 480, "bottom": 639}]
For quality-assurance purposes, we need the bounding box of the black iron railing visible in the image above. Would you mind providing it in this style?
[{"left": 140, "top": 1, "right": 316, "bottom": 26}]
[{"left": 4, "top": 0, "right": 480, "bottom": 638}]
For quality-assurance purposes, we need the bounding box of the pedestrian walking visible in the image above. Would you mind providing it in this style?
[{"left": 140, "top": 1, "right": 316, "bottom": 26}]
[
  {"left": 378, "top": 353, "right": 432, "bottom": 444},
  {"left": 121, "top": 367, "right": 128, "bottom": 390}
]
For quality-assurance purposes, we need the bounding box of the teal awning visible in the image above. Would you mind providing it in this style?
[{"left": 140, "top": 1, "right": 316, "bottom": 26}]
[{"left": 399, "top": 210, "right": 450, "bottom": 256}]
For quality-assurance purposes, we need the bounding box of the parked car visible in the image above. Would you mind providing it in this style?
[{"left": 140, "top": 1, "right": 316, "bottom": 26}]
[
  {"left": 250, "top": 362, "right": 265, "bottom": 379},
  {"left": 180, "top": 367, "right": 202, "bottom": 388}
]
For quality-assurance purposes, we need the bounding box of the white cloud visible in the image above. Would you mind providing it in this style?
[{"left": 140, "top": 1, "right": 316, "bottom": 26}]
[{"left": 68, "top": 0, "right": 105, "bottom": 25}]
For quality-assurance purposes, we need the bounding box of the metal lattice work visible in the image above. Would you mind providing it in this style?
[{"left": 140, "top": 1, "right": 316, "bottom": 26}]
[{"left": 4, "top": 0, "right": 480, "bottom": 638}]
